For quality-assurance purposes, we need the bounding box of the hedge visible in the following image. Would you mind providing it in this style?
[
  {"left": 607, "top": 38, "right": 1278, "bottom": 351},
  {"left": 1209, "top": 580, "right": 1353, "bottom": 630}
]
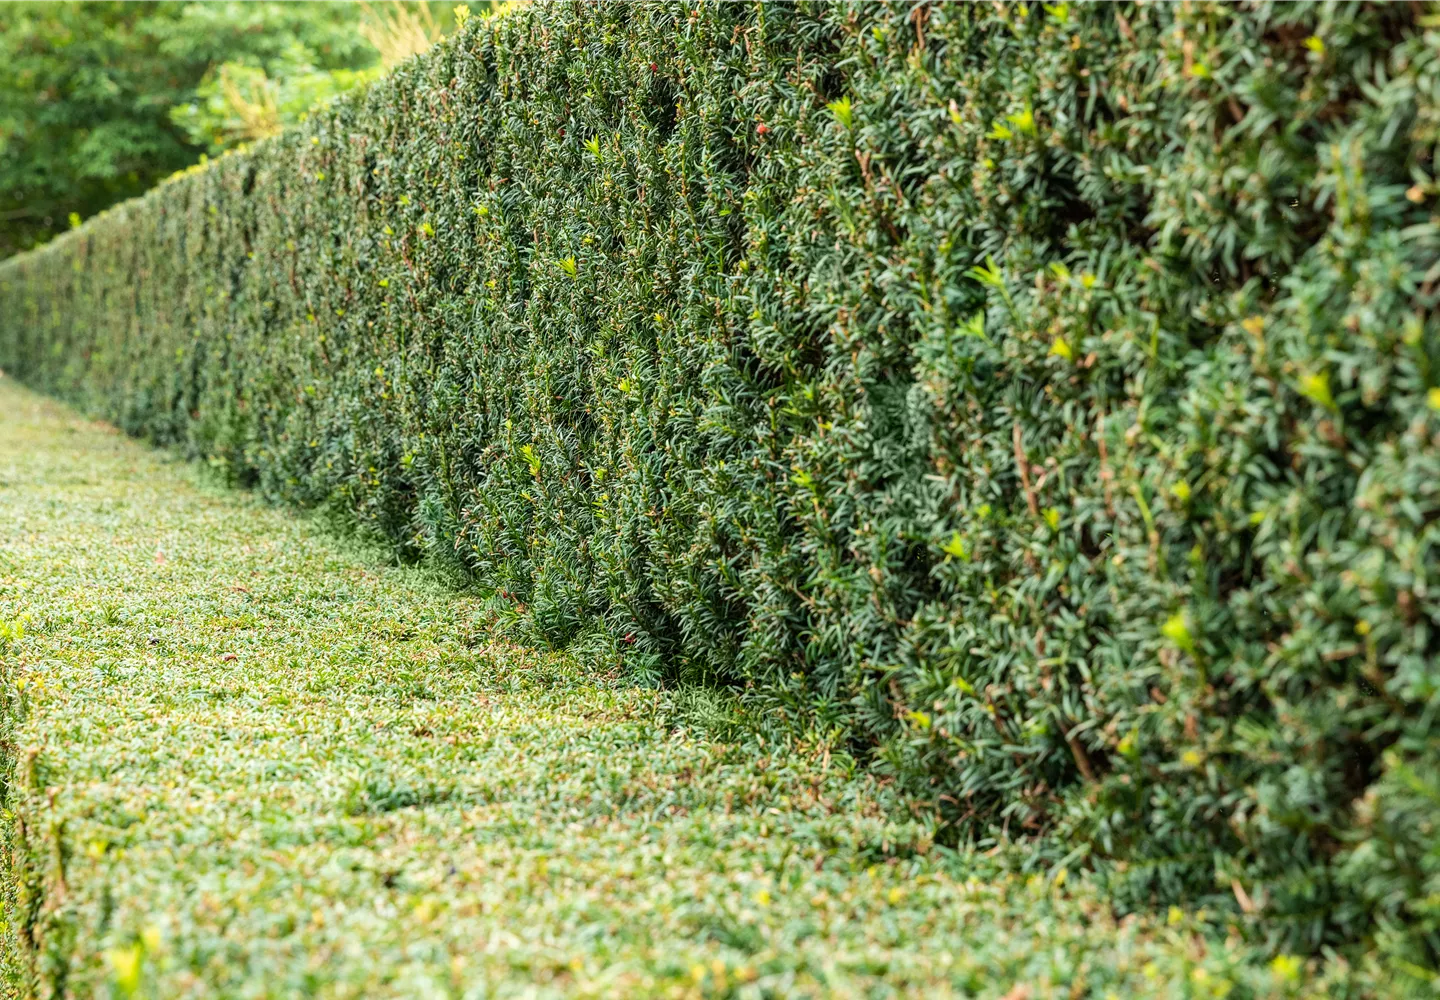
[{"left": 2, "top": 0, "right": 1438, "bottom": 979}]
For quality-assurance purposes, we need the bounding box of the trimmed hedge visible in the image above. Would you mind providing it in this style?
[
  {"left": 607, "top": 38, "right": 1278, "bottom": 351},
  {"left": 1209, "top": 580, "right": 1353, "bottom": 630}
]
[{"left": 3, "top": 0, "right": 1439, "bottom": 977}]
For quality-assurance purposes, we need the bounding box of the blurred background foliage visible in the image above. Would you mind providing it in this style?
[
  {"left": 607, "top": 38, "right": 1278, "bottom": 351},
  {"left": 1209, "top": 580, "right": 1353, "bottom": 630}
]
[{"left": 0, "top": 1, "right": 495, "bottom": 259}]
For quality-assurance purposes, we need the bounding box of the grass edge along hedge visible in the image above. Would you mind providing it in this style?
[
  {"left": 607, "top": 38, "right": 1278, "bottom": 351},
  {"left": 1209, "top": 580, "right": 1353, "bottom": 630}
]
[{"left": 2, "top": 0, "right": 1439, "bottom": 983}]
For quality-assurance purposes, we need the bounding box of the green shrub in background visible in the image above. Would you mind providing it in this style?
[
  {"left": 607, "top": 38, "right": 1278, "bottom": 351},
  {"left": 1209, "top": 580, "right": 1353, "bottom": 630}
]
[
  {"left": 2, "top": 0, "right": 1438, "bottom": 982},
  {"left": 0, "top": 1, "right": 377, "bottom": 258}
]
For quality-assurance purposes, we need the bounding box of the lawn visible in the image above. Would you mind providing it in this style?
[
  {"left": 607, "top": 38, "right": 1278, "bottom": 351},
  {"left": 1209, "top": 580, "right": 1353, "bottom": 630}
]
[{"left": 0, "top": 374, "right": 1346, "bottom": 998}]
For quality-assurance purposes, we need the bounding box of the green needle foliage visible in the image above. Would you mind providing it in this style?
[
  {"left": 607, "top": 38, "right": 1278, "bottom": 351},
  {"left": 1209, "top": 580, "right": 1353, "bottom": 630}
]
[{"left": 2, "top": 0, "right": 1438, "bottom": 980}]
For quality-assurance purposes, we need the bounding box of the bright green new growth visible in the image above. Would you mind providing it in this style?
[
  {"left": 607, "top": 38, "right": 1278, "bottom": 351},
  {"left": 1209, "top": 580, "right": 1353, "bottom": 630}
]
[{"left": 1, "top": 1, "right": 1439, "bottom": 982}]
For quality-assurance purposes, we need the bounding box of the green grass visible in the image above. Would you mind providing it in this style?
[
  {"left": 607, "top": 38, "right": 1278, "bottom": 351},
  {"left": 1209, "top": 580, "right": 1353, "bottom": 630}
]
[{"left": 0, "top": 375, "right": 1365, "bottom": 998}]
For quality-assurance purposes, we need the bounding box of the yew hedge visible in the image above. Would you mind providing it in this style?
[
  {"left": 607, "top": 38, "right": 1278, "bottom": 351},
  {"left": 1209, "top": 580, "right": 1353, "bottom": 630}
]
[{"left": 3, "top": 0, "right": 1439, "bottom": 978}]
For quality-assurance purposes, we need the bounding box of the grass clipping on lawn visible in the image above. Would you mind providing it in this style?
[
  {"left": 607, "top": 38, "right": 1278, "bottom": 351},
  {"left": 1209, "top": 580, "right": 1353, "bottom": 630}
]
[{"left": 0, "top": 378, "right": 1361, "bottom": 999}]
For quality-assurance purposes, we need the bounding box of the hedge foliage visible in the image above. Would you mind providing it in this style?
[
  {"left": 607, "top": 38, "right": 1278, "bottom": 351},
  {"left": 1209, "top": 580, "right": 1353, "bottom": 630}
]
[{"left": 3, "top": 0, "right": 1439, "bottom": 979}]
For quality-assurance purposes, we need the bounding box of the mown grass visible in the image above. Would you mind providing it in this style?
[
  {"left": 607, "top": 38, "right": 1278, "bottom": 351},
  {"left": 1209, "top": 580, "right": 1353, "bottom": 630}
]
[{"left": 0, "top": 374, "right": 1363, "bottom": 998}]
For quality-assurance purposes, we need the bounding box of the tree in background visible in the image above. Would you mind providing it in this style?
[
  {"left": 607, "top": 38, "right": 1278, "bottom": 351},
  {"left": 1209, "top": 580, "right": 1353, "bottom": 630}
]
[
  {"left": 0, "top": 2, "right": 485, "bottom": 258},
  {"left": 169, "top": 2, "right": 496, "bottom": 154}
]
